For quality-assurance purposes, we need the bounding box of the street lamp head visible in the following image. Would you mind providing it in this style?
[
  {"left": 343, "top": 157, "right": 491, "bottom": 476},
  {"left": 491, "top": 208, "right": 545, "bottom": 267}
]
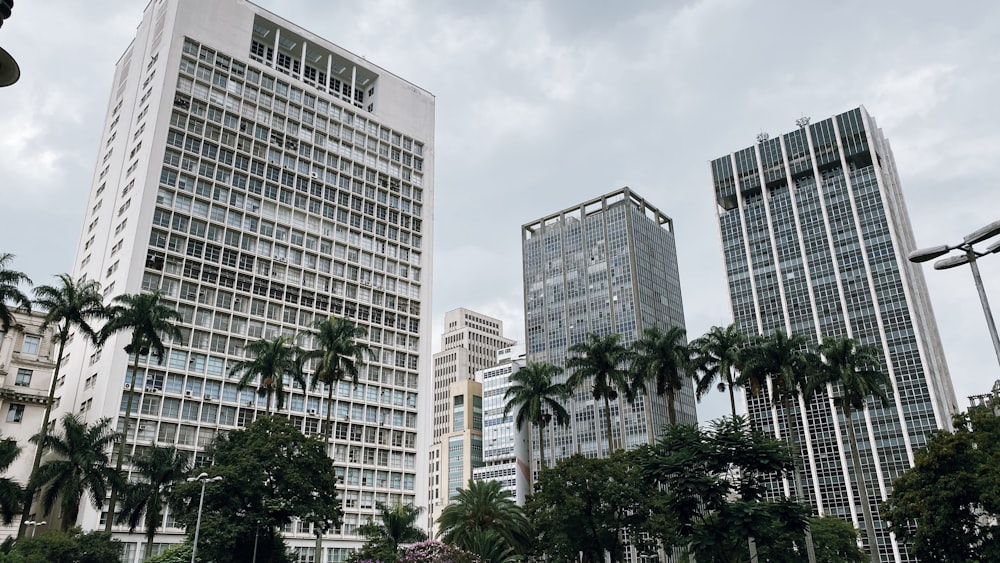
[
  {"left": 964, "top": 219, "right": 1000, "bottom": 246},
  {"left": 934, "top": 254, "right": 971, "bottom": 270},
  {"left": 985, "top": 238, "right": 1000, "bottom": 255},
  {"left": 908, "top": 245, "right": 952, "bottom": 263}
]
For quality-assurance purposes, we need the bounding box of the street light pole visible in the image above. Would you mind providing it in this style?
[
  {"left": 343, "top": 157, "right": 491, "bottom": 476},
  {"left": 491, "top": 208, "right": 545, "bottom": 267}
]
[
  {"left": 909, "top": 219, "right": 1000, "bottom": 371},
  {"left": 24, "top": 520, "right": 45, "bottom": 538},
  {"left": 188, "top": 472, "right": 223, "bottom": 563}
]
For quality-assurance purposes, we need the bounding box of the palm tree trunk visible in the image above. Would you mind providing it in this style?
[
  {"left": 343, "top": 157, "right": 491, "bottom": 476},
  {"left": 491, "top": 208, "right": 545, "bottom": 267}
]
[
  {"left": 603, "top": 395, "right": 615, "bottom": 454},
  {"left": 844, "top": 404, "right": 879, "bottom": 563},
  {"left": 666, "top": 389, "right": 677, "bottom": 426},
  {"left": 780, "top": 395, "right": 816, "bottom": 563},
  {"left": 537, "top": 420, "right": 546, "bottom": 483},
  {"left": 145, "top": 527, "right": 156, "bottom": 560},
  {"left": 325, "top": 382, "right": 334, "bottom": 446},
  {"left": 726, "top": 366, "right": 738, "bottom": 417},
  {"left": 18, "top": 327, "right": 67, "bottom": 538},
  {"left": 106, "top": 351, "right": 141, "bottom": 532}
]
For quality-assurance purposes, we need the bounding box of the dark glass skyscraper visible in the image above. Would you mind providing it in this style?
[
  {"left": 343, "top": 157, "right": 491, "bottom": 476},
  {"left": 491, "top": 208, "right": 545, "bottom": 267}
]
[
  {"left": 521, "top": 188, "right": 694, "bottom": 464},
  {"left": 711, "top": 106, "right": 957, "bottom": 562}
]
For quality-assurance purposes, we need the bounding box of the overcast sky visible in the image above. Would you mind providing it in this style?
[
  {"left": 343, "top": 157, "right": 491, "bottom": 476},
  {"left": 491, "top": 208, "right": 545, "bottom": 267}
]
[{"left": 2, "top": 0, "right": 999, "bottom": 423}]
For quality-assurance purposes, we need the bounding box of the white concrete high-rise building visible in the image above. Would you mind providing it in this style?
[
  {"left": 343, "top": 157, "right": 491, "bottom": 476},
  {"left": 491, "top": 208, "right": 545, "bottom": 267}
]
[
  {"left": 711, "top": 106, "right": 958, "bottom": 562},
  {"left": 57, "top": 1, "right": 434, "bottom": 560}
]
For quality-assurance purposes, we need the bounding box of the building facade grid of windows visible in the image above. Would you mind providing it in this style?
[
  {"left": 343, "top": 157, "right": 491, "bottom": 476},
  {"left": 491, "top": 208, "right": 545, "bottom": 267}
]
[
  {"left": 52, "top": 1, "right": 434, "bottom": 559},
  {"left": 711, "top": 106, "right": 957, "bottom": 563}
]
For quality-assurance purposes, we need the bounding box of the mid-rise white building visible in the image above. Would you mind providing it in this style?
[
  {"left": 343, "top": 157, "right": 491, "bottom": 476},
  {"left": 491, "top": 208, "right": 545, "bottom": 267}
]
[
  {"left": 55, "top": 1, "right": 434, "bottom": 560},
  {"left": 473, "top": 345, "right": 530, "bottom": 506}
]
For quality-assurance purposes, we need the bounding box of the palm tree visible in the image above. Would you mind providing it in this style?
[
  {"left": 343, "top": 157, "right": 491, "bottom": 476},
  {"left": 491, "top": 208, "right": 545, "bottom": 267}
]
[
  {"left": 438, "top": 479, "right": 530, "bottom": 556},
  {"left": 630, "top": 325, "right": 691, "bottom": 426},
  {"left": 0, "top": 253, "right": 31, "bottom": 333},
  {"left": 741, "top": 330, "right": 818, "bottom": 563},
  {"left": 29, "top": 415, "right": 120, "bottom": 531},
  {"left": 465, "top": 529, "right": 521, "bottom": 563},
  {"left": 18, "top": 274, "right": 106, "bottom": 538},
  {"left": 359, "top": 502, "right": 427, "bottom": 552},
  {"left": 306, "top": 316, "right": 370, "bottom": 442},
  {"left": 502, "top": 362, "right": 571, "bottom": 478},
  {"left": 229, "top": 335, "right": 305, "bottom": 414},
  {"left": 566, "top": 333, "right": 631, "bottom": 454},
  {"left": 809, "top": 336, "right": 890, "bottom": 563},
  {"left": 99, "top": 291, "right": 182, "bottom": 532},
  {"left": 0, "top": 437, "right": 24, "bottom": 525},
  {"left": 117, "top": 445, "right": 190, "bottom": 560},
  {"left": 691, "top": 323, "right": 748, "bottom": 417}
]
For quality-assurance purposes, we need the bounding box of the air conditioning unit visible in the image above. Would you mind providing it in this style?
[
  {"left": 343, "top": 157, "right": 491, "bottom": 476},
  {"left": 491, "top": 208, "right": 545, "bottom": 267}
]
[
  {"left": 124, "top": 383, "right": 132, "bottom": 390},
  {"left": 145, "top": 386, "right": 156, "bottom": 393},
  {"left": 184, "top": 390, "right": 193, "bottom": 397},
  {"left": 203, "top": 394, "right": 213, "bottom": 400},
  {"left": 307, "top": 408, "right": 317, "bottom": 415},
  {"left": 245, "top": 400, "right": 254, "bottom": 406},
  {"left": 137, "top": 425, "right": 147, "bottom": 432}
]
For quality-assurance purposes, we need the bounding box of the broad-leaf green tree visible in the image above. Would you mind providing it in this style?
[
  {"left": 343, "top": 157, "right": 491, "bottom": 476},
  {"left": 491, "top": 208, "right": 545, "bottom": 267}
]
[
  {"left": 19, "top": 274, "right": 105, "bottom": 538},
  {"left": 809, "top": 336, "right": 890, "bottom": 562},
  {"left": 884, "top": 409, "right": 1000, "bottom": 562},
  {"left": 740, "top": 330, "right": 818, "bottom": 562},
  {"left": 0, "top": 438, "right": 24, "bottom": 525},
  {"left": 439, "top": 480, "right": 530, "bottom": 557},
  {"left": 566, "top": 333, "right": 631, "bottom": 454},
  {"left": 636, "top": 416, "right": 809, "bottom": 563},
  {"left": 29, "top": 415, "right": 120, "bottom": 531},
  {"left": 117, "top": 445, "right": 189, "bottom": 560},
  {"left": 229, "top": 335, "right": 305, "bottom": 414},
  {"left": 527, "top": 452, "right": 654, "bottom": 563},
  {"left": 10, "top": 527, "right": 123, "bottom": 563},
  {"left": 502, "top": 362, "right": 571, "bottom": 477},
  {"left": 307, "top": 316, "right": 370, "bottom": 442},
  {"left": 169, "top": 416, "right": 341, "bottom": 563},
  {"left": 629, "top": 325, "right": 690, "bottom": 426},
  {"left": 98, "top": 291, "right": 181, "bottom": 532},
  {"left": 691, "top": 323, "right": 748, "bottom": 417},
  {"left": 0, "top": 253, "right": 31, "bottom": 333}
]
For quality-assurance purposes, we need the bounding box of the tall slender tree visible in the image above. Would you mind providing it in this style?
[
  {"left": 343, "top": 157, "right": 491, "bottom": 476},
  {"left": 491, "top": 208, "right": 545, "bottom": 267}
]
[
  {"left": 629, "top": 325, "right": 691, "bottom": 426},
  {"left": 502, "top": 362, "right": 571, "bottom": 478},
  {"left": 0, "top": 437, "right": 24, "bottom": 525},
  {"left": 18, "top": 274, "right": 106, "bottom": 538},
  {"left": 566, "top": 333, "right": 631, "bottom": 454},
  {"left": 99, "top": 291, "right": 182, "bottom": 532},
  {"left": 741, "top": 330, "right": 819, "bottom": 563},
  {"left": 809, "top": 336, "right": 890, "bottom": 563},
  {"left": 0, "top": 252, "right": 31, "bottom": 333},
  {"left": 306, "top": 316, "right": 370, "bottom": 443},
  {"left": 117, "top": 445, "right": 190, "bottom": 560},
  {"left": 29, "top": 415, "right": 120, "bottom": 531},
  {"left": 229, "top": 335, "right": 305, "bottom": 414},
  {"left": 691, "top": 323, "right": 748, "bottom": 417}
]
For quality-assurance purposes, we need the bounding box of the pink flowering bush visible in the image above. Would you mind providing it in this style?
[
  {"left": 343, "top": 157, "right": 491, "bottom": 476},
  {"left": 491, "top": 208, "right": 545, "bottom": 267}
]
[{"left": 399, "top": 540, "right": 481, "bottom": 563}]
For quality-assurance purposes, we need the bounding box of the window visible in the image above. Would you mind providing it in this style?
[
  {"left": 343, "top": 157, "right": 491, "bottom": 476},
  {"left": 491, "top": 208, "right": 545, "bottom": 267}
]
[
  {"left": 21, "top": 335, "right": 41, "bottom": 356},
  {"left": 14, "top": 369, "right": 32, "bottom": 387},
  {"left": 6, "top": 405, "right": 24, "bottom": 423}
]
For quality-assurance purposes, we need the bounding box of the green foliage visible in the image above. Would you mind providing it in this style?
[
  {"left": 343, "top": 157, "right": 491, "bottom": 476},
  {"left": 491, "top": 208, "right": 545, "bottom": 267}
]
[
  {"left": 690, "top": 323, "right": 748, "bottom": 416},
  {"left": 143, "top": 543, "right": 192, "bottom": 563},
  {"left": 0, "top": 438, "right": 24, "bottom": 524},
  {"left": 810, "top": 516, "right": 866, "bottom": 563},
  {"left": 229, "top": 335, "right": 306, "bottom": 413},
  {"left": 635, "top": 417, "right": 809, "bottom": 563},
  {"left": 307, "top": 316, "right": 370, "bottom": 438},
  {"left": 11, "top": 528, "right": 122, "bottom": 563},
  {"left": 351, "top": 502, "right": 427, "bottom": 563},
  {"left": 502, "top": 362, "right": 570, "bottom": 471},
  {"left": 630, "top": 325, "right": 690, "bottom": 426},
  {"left": 566, "top": 333, "right": 631, "bottom": 453},
  {"left": 0, "top": 253, "right": 31, "bottom": 333},
  {"left": 29, "top": 415, "right": 120, "bottom": 530},
  {"left": 439, "top": 480, "right": 530, "bottom": 558},
  {"left": 117, "top": 445, "right": 189, "bottom": 560},
  {"left": 169, "top": 416, "right": 341, "bottom": 563},
  {"left": 885, "top": 409, "right": 1000, "bottom": 561},
  {"left": 527, "top": 452, "right": 654, "bottom": 562}
]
